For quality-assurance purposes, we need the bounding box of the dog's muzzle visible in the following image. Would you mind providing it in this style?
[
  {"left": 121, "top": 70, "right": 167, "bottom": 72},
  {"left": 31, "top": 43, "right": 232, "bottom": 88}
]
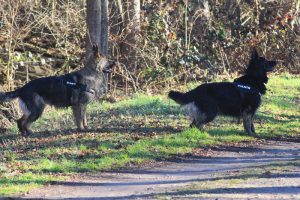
[
  {"left": 264, "top": 61, "right": 277, "bottom": 72},
  {"left": 102, "top": 61, "right": 116, "bottom": 73}
]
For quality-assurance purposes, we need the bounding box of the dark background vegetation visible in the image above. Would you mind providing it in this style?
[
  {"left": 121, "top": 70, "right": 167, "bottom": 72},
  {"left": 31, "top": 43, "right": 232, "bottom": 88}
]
[{"left": 0, "top": 0, "right": 299, "bottom": 127}]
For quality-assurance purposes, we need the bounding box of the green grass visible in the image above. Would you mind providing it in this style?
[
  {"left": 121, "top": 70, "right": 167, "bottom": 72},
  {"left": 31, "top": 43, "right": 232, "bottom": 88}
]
[
  {"left": 0, "top": 74, "right": 299, "bottom": 196},
  {"left": 257, "top": 74, "right": 300, "bottom": 138},
  {"left": 0, "top": 172, "right": 64, "bottom": 196}
]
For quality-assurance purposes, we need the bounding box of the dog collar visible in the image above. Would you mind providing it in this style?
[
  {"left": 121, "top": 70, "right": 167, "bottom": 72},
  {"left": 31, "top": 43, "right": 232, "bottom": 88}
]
[{"left": 233, "top": 82, "right": 261, "bottom": 96}]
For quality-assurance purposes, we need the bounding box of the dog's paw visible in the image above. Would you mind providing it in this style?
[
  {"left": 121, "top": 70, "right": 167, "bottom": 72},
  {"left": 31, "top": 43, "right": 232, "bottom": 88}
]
[
  {"left": 20, "top": 130, "right": 32, "bottom": 137},
  {"left": 251, "top": 124, "right": 256, "bottom": 133},
  {"left": 77, "top": 126, "right": 86, "bottom": 132},
  {"left": 189, "top": 123, "right": 196, "bottom": 128},
  {"left": 246, "top": 130, "right": 256, "bottom": 137},
  {"left": 83, "top": 125, "right": 89, "bottom": 130}
]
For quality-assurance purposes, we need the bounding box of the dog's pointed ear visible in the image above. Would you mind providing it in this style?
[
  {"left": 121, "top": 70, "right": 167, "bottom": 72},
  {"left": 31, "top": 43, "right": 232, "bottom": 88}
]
[
  {"left": 251, "top": 48, "right": 259, "bottom": 60},
  {"left": 92, "top": 44, "right": 98, "bottom": 52},
  {"left": 92, "top": 44, "right": 101, "bottom": 58}
]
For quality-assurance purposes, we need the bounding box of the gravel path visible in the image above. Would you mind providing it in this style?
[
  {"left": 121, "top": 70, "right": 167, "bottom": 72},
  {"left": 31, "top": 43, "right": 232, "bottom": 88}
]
[{"left": 22, "top": 141, "right": 300, "bottom": 200}]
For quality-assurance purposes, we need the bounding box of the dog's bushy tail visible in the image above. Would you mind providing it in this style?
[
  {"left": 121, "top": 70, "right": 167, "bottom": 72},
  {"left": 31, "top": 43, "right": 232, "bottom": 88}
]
[
  {"left": 0, "top": 90, "right": 19, "bottom": 102},
  {"left": 168, "top": 90, "right": 193, "bottom": 105}
]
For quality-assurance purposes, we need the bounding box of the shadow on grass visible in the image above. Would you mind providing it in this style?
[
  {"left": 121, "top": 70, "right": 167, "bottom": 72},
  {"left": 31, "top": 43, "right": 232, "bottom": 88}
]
[
  {"left": 49, "top": 172, "right": 300, "bottom": 188},
  {"left": 1, "top": 94, "right": 299, "bottom": 173},
  {"left": 207, "top": 128, "right": 245, "bottom": 137},
  {"left": 2, "top": 161, "right": 299, "bottom": 199},
  {"left": 94, "top": 99, "right": 181, "bottom": 117},
  {"left": 256, "top": 112, "right": 300, "bottom": 123},
  {"left": 26, "top": 161, "right": 300, "bottom": 199},
  {"left": 0, "top": 97, "right": 297, "bottom": 158},
  {"left": 0, "top": 177, "right": 48, "bottom": 186},
  {"left": 0, "top": 125, "right": 181, "bottom": 151},
  {"left": 1, "top": 91, "right": 298, "bottom": 142}
]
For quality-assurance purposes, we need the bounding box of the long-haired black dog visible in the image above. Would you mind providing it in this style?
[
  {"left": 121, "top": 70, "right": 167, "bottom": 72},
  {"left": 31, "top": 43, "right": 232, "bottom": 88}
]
[
  {"left": 169, "top": 49, "right": 277, "bottom": 135},
  {"left": 0, "top": 45, "right": 115, "bottom": 136}
]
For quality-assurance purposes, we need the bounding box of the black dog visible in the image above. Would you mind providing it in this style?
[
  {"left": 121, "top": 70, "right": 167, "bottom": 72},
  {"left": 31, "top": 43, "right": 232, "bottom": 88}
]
[
  {"left": 169, "top": 49, "right": 277, "bottom": 135},
  {"left": 0, "top": 45, "right": 115, "bottom": 136}
]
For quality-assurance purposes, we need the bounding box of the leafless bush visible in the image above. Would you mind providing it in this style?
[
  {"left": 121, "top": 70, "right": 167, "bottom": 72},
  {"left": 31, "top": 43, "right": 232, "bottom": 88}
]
[{"left": 0, "top": 0, "right": 299, "bottom": 93}]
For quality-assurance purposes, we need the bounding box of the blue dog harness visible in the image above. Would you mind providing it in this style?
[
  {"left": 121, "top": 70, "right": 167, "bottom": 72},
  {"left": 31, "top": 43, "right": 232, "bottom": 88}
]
[
  {"left": 63, "top": 76, "right": 95, "bottom": 94},
  {"left": 233, "top": 82, "right": 261, "bottom": 96}
]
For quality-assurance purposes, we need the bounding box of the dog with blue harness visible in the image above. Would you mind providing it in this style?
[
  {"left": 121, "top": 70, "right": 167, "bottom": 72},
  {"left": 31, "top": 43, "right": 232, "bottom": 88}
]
[
  {"left": 0, "top": 45, "right": 116, "bottom": 136},
  {"left": 169, "top": 49, "right": 277, "bottom": 136}
]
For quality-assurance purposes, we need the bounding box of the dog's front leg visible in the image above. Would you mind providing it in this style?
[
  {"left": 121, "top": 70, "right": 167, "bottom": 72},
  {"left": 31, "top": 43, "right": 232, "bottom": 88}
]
[
  {"left": 251, "top": 115, "right": 255, "bottom": 133},
  {"left": 72, "top": 104, "right": 84, "bottom": 130},
  {"left": 242, "top": 110, "right": 254, "bottom": 136},
  {"left": 78, "top": 104, "right": 88, "bottom": 130},
  {"left": 82, "top": 105, "right": 88, "bottom": 129}
]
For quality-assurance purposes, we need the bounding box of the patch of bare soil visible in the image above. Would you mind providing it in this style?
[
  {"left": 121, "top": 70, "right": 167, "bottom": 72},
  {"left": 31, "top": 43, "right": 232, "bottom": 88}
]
[{"left": 17, "top": 140, "right": 300, "bottom": 200}]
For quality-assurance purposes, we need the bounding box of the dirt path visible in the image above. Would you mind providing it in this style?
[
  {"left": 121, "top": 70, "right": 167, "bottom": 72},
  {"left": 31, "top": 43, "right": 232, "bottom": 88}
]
[{"left": 22, "top": 141, "right": 300, "bottom": 200}]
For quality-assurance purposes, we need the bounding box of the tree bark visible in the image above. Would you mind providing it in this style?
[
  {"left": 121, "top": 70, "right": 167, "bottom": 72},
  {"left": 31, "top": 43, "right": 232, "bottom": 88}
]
[
  {"left": 100, "top": 0, "right": 109, "bottom": 93},
  {"left": 100, "top": 0, "right": 108, "bottom": 55},
  {"left": 86, "top": 0, "right": 108, "bottom": 55},
  {"left": 86, "top": 0, "right": 102, "bottom": 56},
  {"left": 86, "top": 0, "right": 109, "bottom": 95}
]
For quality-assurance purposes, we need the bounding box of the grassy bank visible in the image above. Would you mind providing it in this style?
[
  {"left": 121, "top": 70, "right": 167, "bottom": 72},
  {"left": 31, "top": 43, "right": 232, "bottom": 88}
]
[{"left": 0, "top": 74, "right": 299, "bottom": 196}]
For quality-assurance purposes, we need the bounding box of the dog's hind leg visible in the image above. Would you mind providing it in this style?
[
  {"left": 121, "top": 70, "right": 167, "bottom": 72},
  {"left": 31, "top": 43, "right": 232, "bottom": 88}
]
[
  {"left": 18, "top": 100, "right": 31, "bottom": 136},
  {"left": 189, "top": 119, "right": 204, "bottom": 130},
  {"left": 189, "top": 120, "right": 197, "bottom": 128},
  {"left": 19, "top": 94, "right": 45, "bottom": 136},
  {"left": 187, "top": 103, "right": 203, "bottom": 130},
  {"left": 17, "top": 115, "right": 27, "bottom": 135},
  {"left": 24, "top": 95, "right": 45, "bottom": 136},
  {"left": 187, "top": 102, "right": 217, "bottom": 131},
  {"left": 193, "top": 100, "right": 218, "bottom": 130}
]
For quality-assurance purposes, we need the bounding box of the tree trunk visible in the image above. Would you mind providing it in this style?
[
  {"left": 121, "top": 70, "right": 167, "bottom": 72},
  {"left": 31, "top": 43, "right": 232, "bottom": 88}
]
[
  {"left": 86, "top": 0, "right": 109, "bottom": 94},
  {"left": 86, "top": 0, "right": 101, "bottom": 56},
  {"left": 100, "top": 0, "right": 108, "bottom": 55},
  {"left": 100, "top": 0, "right": 109, "bottom": 93},
  {"left": 86, "top": 0, "right": 108, "bottom": 55}
]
